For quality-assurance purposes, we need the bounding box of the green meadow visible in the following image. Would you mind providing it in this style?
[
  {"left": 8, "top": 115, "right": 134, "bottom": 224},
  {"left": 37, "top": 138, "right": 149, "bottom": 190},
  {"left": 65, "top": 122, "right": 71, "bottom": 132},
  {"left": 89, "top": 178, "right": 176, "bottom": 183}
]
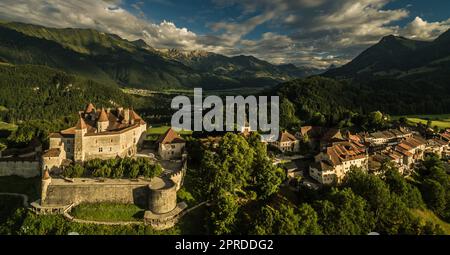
[{"left": 393, "top": 114, "right": 450, "bottom": 129}]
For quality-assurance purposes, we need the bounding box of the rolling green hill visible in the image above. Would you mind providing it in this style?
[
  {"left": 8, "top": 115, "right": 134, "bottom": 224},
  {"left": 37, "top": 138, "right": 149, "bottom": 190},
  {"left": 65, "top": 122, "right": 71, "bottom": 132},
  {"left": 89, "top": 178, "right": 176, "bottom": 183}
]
[
  {"left": 0, "top": 64, "right": 134, "bottom": 124},
  {"left": 272, "top": 76, "right": 450, "bottom": 126}
]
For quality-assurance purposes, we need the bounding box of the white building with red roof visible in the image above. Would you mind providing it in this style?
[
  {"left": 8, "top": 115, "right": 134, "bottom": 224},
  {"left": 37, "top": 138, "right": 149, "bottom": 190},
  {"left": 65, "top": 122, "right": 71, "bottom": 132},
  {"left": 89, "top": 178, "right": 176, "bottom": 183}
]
[
  {"left": 270, "top": 131, "right": 300, "bottom": 153},
  {"left": 156, "top": 128, "right": 186, "bottom": 160},
  {"left": 42, "top": 103, "right": 147, "bottom": 173},
  {"left": 310, "top": 141, "right": 369, "bottom": 185}
]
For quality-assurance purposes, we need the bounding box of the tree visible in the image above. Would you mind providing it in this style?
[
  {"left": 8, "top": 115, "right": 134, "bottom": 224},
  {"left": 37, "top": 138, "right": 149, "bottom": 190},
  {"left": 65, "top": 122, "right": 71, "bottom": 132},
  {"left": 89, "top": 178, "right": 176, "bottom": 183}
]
[
  {"left": 384, "top": 167, "right": 424, "bottom": 209},
  {"left": 72, "top": 164, "right": 85, "bottom": 178},
  {"left": 279, "top": 98, "right": 300, "bottom": 129},
  {"left": 250, "top": 135, "right": 284, "bottom": 199},
  {"left": 250, "top": 203, "right": 321, "bottom": 235},
  {"left": 368, "top": 111, "right": 384, "bottom": 130},
  {"left": 112, "top": 160, "right": 125, "bottom": 178},
  {"left": 92, "top": 164, "right": 111, "bottom": 178},
  {"left": 128, "top": 162, "right": 140, "bottom": 179},
  {"left": 296, "top": 203, "right": 322, "bottom": 235},
  {"left": 421, "top": 179, "right": 446, "bottom": 216},
  {"left": 210, "top": 190, "right": 239, "bottom": 235},
  {"left": 314, "top": 188, "right": 375, "bottom": 235},
  {"left": 253, "top": 159, "right": 284, "bottom": 200},
  {"left": 217, "top": 133, "right": 254, "bottom": 189}
]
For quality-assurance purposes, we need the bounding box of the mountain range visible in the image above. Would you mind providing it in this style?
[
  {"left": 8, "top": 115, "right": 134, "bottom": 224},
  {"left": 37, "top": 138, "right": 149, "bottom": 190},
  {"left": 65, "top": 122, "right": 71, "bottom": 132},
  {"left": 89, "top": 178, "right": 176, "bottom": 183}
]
[
  {"left": 0, "top": 21, "right": 319, "bottom": 90},
  {"left": 325, "top": 29, "right": 450, "bottom": 82},
  {"left": 273, "top": 29, "right": 450, "bottom": 120}
]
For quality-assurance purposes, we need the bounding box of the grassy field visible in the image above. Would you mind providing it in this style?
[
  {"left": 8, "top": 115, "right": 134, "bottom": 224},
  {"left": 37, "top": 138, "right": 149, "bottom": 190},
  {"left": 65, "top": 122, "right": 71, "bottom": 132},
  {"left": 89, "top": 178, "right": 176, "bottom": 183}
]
[
  {"left": 393, "top": 114, "right": 450, "bottom": 129},
  {"left": 147, "top": 125, "right": 192, "bottom": 135},
  {"left": 146, "top": 125, "right": 193, "bottom": 142},
  {"left": 71, "top": 203, "right": 145, "bottom": 222},
  {"left": 412, "top": 209, "right": 450, "bottom": 234}
]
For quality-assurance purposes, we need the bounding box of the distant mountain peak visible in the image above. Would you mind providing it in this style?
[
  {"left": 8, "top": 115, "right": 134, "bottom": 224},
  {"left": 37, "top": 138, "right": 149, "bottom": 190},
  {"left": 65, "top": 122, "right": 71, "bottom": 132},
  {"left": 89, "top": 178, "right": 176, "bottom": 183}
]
[
  {"left": 435, "top": 28, "right": 450, "bottom": 43},
  {"left": 325, "top": 28, "right": 450, "bottom": 79},
  {"left": 379, "top": 34, "right": 413, "bottom": 45}
]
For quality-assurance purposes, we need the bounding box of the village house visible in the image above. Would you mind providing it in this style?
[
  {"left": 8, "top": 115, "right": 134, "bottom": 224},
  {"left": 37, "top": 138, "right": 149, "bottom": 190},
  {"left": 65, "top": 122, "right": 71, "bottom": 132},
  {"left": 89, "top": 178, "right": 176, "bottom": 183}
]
[
  {"left": 309, "top": 141, "right": 368, "bottom": 185},
  {"left": 426, "top": 138, "right": 449, "bottom": 158},
  {"left": 369, "top": 149, "right": 408, "bottom": 175},
  {"left": 156, "top": 128, "right": 186, "bottom": 160},
  {"left": 42, "top": 103, "right": 147, "bottom": 174},
  {"left": 393, "top": 135, "right": 427, "bottom": 169},
  {"left": 365, "top": 128, "right": 413, "bottom": 146},
  {"left": 270, "top": 131, "right": 300, "bottom": 153}
]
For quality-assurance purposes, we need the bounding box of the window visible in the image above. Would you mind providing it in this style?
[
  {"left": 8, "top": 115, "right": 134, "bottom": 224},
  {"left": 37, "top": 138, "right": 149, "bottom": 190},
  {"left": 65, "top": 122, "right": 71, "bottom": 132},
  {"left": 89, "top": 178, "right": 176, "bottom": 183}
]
[
  {"left": 110, "top": 147, "right": 112, "bottom": 152},
  {"left": 99, "top": 147, "right": 103, "bottom": 152}
]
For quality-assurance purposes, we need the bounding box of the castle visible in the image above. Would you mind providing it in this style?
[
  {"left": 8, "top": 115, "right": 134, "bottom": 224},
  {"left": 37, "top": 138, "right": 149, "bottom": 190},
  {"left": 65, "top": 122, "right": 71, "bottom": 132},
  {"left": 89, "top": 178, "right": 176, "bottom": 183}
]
[
  {"left": 34, "top": 104, "right": 189, "bottom": 230},
  {"left": 42, "top": 103, "right": 147, "bottom": 173}
]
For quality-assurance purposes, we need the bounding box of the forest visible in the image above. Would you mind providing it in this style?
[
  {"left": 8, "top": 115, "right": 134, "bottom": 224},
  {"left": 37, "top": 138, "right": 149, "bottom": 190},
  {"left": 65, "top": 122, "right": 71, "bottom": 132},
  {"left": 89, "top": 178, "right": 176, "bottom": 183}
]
[{"left": 273, "top": 76, "right": 450, "bottom": 130}]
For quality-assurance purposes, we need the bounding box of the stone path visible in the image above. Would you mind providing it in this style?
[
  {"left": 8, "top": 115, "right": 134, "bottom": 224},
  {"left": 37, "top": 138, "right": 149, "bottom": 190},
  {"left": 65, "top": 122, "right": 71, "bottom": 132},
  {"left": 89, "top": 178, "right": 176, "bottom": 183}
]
[{"left": 0, "top": 192, "right": 29, "bottom": 207}]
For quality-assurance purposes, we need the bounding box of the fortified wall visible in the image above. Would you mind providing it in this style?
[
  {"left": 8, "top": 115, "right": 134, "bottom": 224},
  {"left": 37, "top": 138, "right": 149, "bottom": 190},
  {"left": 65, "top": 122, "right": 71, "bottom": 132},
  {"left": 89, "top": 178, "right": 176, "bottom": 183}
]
[
  {"left": 0, "top": 159, "right": 40, "bottom": 178},
  {"left": 43, "top": 178, "right": 152, "bottom": 207}
]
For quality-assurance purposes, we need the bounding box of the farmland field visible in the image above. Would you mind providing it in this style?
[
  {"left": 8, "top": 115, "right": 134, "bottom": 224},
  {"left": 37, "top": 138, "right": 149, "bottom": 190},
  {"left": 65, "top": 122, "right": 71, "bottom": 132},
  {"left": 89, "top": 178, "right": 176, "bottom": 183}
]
[
  {"left": 146, "top": 125, "right": 192, "bottom": 142},
  {"left": 392, "top": 114, "right": 450, "bottom": 129},
  {"left": 147, "top": 125, "right": 192, "bottom": 136}
]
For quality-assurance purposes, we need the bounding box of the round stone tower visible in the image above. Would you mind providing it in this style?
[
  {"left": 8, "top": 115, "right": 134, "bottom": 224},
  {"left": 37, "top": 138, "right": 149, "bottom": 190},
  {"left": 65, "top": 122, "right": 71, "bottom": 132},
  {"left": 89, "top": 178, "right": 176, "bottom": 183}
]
[
  {"left": 148, "top": 177, "right": 177, "bottom": 214},
  {"left": 40, "top": 169, "right": 52, "bottom": 205}
]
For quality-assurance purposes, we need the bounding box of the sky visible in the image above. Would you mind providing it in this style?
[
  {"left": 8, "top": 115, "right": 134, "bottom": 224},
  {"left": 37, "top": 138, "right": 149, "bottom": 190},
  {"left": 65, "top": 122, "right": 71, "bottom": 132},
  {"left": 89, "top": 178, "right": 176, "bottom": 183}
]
[{"left": 0, "top": 0, "right": 449, "bottom": 69}]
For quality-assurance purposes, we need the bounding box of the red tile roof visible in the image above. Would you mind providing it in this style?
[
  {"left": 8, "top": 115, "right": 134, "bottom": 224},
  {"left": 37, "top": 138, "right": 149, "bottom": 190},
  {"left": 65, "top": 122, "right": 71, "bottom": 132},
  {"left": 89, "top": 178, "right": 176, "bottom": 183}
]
[
  {"left": 85, "top": 103, "right": 95, "bottom": 113},
  {"left": 279, "top": 131, "right": 297, "bottom": 143},
  {"left": 55, "top": 105, "right": 146, "bottom": 137},
  {"left": 325, "top": 141, "right": 367, "bottom": 166},
  {"left": 42, "top": 148, "right": 61, "bottom": 158},
  {"left": 98, "top": 108, "right": 109, "bottom": 122},
  {"left": 157, "top": 128, "right": 185, "bottom": 144},
  {"left": 75, "top": 116, "right": 87, "bottom": 130},
  {"left": 42, "top": 169, "right": 51, "bottom": 180}
]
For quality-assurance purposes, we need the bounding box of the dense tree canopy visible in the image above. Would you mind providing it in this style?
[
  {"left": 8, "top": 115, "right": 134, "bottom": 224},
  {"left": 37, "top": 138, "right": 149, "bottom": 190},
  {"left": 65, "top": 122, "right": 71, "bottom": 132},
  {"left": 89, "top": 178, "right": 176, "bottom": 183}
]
[{"left": 63, "top": 157, "right": 163, "bottom": 179}]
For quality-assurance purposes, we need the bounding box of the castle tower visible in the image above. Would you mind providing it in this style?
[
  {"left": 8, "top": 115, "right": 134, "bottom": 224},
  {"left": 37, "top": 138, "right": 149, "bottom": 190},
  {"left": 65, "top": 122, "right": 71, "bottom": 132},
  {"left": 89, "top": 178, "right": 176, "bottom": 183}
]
[
  {"left": 40, "top": 169, "right": 52, "bottom": 206},
  {"left": 84, "top": 103, "right": 96, "bottom": 120},
  {"left": 123, "top": 108, "right": 130, "bottom": 124},
  {"left": 97, "top": 108, "right": 109, "bottom": 133},
  {"left": 74, "top": 115, "right": 87, "bottom": 162},
  {"left": 85, "top": 103, "right": 95, "bottom": 114}
]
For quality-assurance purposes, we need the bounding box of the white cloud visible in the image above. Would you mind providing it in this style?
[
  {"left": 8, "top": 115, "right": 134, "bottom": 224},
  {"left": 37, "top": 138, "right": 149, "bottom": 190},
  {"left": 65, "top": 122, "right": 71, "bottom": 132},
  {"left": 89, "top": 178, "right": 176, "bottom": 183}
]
[
  {"left": 0, "top": 0, "right": 206, "bottom": 51},
  {"left": 401, "top": 16, "right": 450, "bottom": 40},
  {"left": 0, "top": 0, "right": 449, "bottom": 69}
]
